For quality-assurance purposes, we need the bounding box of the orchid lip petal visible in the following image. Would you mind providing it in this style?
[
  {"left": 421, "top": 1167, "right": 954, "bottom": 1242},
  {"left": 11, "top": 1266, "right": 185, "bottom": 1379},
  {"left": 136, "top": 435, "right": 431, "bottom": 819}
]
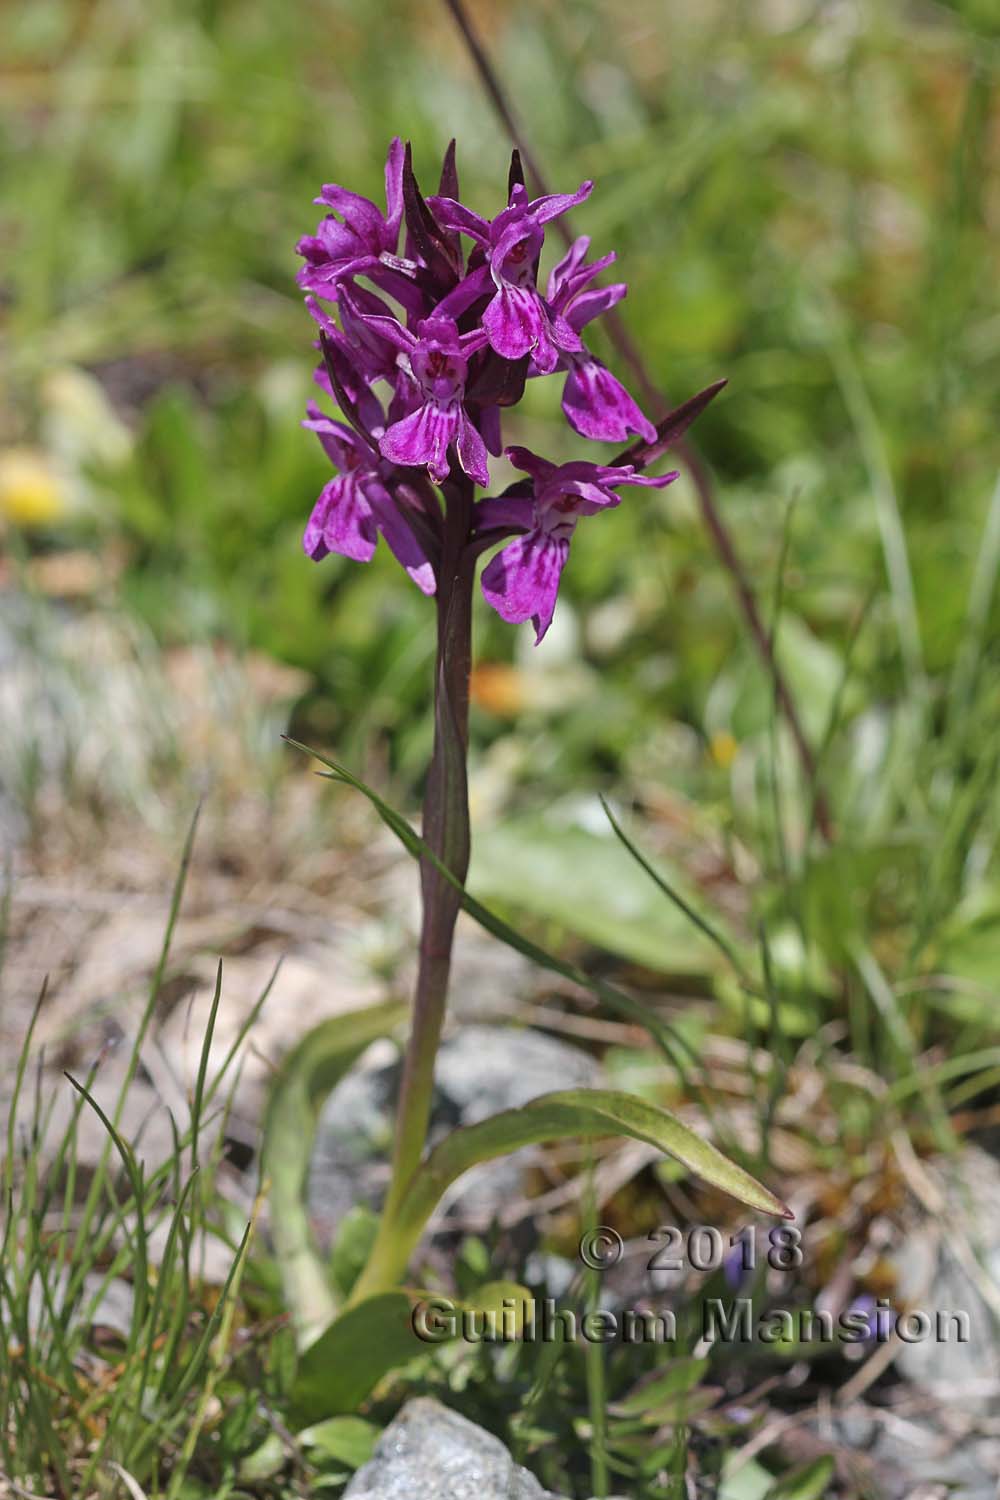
[
  {"left": 379, "top": 403, "right": 459, "bottom": 483},
  {"left": 481, "top": 530, "right": 569, "bottom": 644},
  {"left": 303, "top": 475, "right": 378, "bottom": 565},
  {"left": 562, "top": 356, "right": 657, "bottom": 445}
]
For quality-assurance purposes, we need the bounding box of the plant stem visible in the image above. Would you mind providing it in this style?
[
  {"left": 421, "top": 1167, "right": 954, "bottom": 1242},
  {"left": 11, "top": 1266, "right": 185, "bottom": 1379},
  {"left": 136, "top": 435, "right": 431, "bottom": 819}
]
[{"left": 352, "top": 478, "right": 475, "bottom": 1300}]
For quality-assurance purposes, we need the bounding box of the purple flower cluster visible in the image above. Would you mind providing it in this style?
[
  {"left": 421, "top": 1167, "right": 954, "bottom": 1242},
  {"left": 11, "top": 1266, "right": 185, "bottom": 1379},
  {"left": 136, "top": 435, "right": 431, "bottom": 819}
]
[{"left": 297, "top": 139, "right": 676, "bottom": 642}]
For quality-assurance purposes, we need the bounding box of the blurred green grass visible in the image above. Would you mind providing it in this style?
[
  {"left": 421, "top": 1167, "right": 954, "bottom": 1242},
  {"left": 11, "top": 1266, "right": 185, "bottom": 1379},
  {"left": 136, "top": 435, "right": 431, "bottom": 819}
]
[{"left": 2, "top": 0, "right": 1000, "bottom": 982}]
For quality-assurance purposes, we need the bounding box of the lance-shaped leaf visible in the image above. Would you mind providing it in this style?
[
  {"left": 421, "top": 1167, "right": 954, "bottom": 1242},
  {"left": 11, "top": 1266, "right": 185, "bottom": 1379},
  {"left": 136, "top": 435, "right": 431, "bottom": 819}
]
[
  {"left": 763, "top": 1456, "right": 837, "bottom": 1500},
  {"left": 508, "top": 147, "right": 526, "bottom": 198},
  {"left": 401, "top": 1089, "right": 789, "bottom": 1230},
  {"left": 261, "top": 999, "right": 408, "bottom": 1348},
  {"left": 613, "top": 379, "right": 727, "bottom": 472},
  {"left": 437, "top": 139, "right": 462, "bottom": 261},
  {"left": 292, "top": 1280, "right": 535, "bottom": 1420},
  {"left": 466, "top": 349, "right": 529, "bottom": 408},
  {"left": 346, "top": 1088, "right": 790, "bottom": 1297}
]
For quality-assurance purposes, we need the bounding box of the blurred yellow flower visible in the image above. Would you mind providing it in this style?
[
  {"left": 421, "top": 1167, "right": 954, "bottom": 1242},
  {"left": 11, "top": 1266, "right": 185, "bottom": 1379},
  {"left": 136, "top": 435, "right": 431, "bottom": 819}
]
[
  {"left": 0, "top": 448, "right": 68, "bottom": 527},
  {"left": 710, "top": 729, "right": 738, "bottom": 769}
]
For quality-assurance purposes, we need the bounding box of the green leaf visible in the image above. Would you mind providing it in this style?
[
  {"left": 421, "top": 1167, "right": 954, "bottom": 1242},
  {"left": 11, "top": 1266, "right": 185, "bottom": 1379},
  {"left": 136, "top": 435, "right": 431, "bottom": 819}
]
[
  {"left": 469, "top": 816, "right": 738, "bottom": 976},
  {"left": 764, "top": 1456, "right": 836, "bottom": 1500},
  {"left": 386, "top": 1089, "right": 789, "bottom": 1283},
  {"left": 291, "top": 1292, "right": 423, "bottom": 1423},
  {"left": 611, "top": 1357, "right": 710, "bottom": 1415},
  {"left": 460, "top": 1280, "right": 535, "bottom": 1338},
  {"left": 298, "top": 1415, "right": 380, "bottom": 1469},
  {"left": 236, "top": 1432, "right": 286, "bottom": 1482},
  {"left": 936, "top": 888, "right": 1000, "bottom": 1011},
  {"left": 412, "top": 1090, "right": 788, "bottom": 1220},
  {"left": 720, "top": 1456, "right": 776, "bottom": 1500},
  {"left": 600, "top": 797, "right": 757, "bottom": 988},
  {"left": 330, "top": 1204, "right": 380, "bottom": 1299},
  {"left": 260, "top": 1000, "right": 408, "bottom": 1348}
]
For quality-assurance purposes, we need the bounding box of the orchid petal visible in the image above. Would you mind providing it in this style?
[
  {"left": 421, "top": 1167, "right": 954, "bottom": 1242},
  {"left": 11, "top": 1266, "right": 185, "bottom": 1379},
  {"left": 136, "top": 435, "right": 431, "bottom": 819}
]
[
  {"left": 455, "top": 408, "right": 490, "bottom": 487},
  {"left": 490, "top": 217, "right": 545, "bottom": 275},
  {"left": 383, "top": 137, "right": 405, "bottom": 241},
  {"left": 482, "top": 284, "right": 547, "bottom": 361},
  {"left": 474, "top": 493, "right": 534, "bottom": 533},
  {"left": 379, "top": 402, "right": 459, "bottom": 482},
  {"left": 504, "top": 447, "right": 558, "bottom": 482},
  {"left": 303, "top": 476, "right": 377, "bottom": 564},
  {"left": 315, "top": 186, "right": 385, "bottom": 241},
  {"left": 563, "top": 282, "right": 627, "bottom": 332},
  {"left": 547, "top": 236, "right": 592, "bottom": 300},
  {"left": 477, "top": 404, "right": 503, "bottom": 457},
  {"left": 481, "top": 530, "right": 570, "bottom": 644},
  {"left": 435, "top": 263, "right": 493, "bottom": 320},
  {"left": 302, "top": 403, "right": 361, "bottom": 468},
  {"left": 529, "top": 181, "right": 593, "bottom": 224},
  {"left": 339, "top": 285, "right": 416, "bottom": 355},
  {"left": 594, "top": 464, "right": 680, "bottom": 489},
  {"left": 367, "top": 488, "right": 436, "bottom": 595},
  {"left": 562, "top": 357, "right": 657, "bottom": 444},
  {"left": 426, "top": 196, "right": 491, "bottom": 243}
]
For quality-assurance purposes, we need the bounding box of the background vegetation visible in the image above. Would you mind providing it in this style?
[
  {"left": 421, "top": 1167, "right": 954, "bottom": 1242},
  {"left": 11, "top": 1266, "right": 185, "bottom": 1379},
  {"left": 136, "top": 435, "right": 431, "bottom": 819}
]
[{"left": 2, "top": 0, "right": 1000, "bottom": 1496}]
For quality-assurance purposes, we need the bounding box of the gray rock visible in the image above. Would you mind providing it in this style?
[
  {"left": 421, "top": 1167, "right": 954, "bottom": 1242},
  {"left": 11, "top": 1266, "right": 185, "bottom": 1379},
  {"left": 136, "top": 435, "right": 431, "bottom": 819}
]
[
  {"left": 25, "top": 1266, "right": 135, "bottom": 1342},
  {"left": 429, "top": 1025, "right": 600, "bottom": 1220},
  {"left": 818, "top": 1406, "right": 1000, "bottom": 1500},
  {"left": 892, "top": 1145, "right": 1000, "bottom": 1412},
  {"left": 344, "top": 1397, "right": 625, "bottom": 1500},
  {"left": 433, "top": 1025, "right": 598, "bottom": 1121},
  {"left": 344, "top": 1398, "right": 552, "bottom": 1499},
  {"left": 812, "top": 1145, "right": 1000, "bottom": 1500}
]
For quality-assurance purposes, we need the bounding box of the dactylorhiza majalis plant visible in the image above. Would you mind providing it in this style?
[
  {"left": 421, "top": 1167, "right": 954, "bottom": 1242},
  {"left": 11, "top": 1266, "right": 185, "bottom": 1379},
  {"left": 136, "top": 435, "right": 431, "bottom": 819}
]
[{"left": 263, "top": 139, "right": 789, "bottom": 1373}]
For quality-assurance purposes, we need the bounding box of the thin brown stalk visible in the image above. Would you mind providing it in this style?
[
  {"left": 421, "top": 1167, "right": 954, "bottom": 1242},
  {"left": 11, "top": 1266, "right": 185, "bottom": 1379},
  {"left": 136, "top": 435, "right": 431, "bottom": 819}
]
[{"left": 441, "top": 0, "right": 833, "bottom": 840}]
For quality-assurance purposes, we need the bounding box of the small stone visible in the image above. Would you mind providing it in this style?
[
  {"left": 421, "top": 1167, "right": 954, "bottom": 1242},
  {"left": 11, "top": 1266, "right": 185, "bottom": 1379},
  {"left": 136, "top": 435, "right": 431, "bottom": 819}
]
[
  {"left": 343, "top": 1397, "right": 556, "bottom": 1499},
  {"left": 892, "top": 1145, "right": 1000, "bottom": 1413}
]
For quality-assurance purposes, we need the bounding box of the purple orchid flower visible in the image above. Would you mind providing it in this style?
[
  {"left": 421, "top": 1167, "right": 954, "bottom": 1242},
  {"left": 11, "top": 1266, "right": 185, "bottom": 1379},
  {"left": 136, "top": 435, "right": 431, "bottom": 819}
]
[
  {"left": 431, "top": 181, "right": 593, "bottom": 373},
  {"left": 544, "top": 236, "right": 657, "bottom": 444},
  {"left": 339, "top": 289, "right": 490, "bottom": 485},
  {"left": 302, "top": 403, "right": 435, "bottom": 595},
  {"left": 296, "top": 138, "right": 405, "bottom": 300},
  {"left": 476, "top": 447, "right": 679, "bottom": 643},
  {"left": 295, "top": 143, "right": 726, "bottom": 639}
]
